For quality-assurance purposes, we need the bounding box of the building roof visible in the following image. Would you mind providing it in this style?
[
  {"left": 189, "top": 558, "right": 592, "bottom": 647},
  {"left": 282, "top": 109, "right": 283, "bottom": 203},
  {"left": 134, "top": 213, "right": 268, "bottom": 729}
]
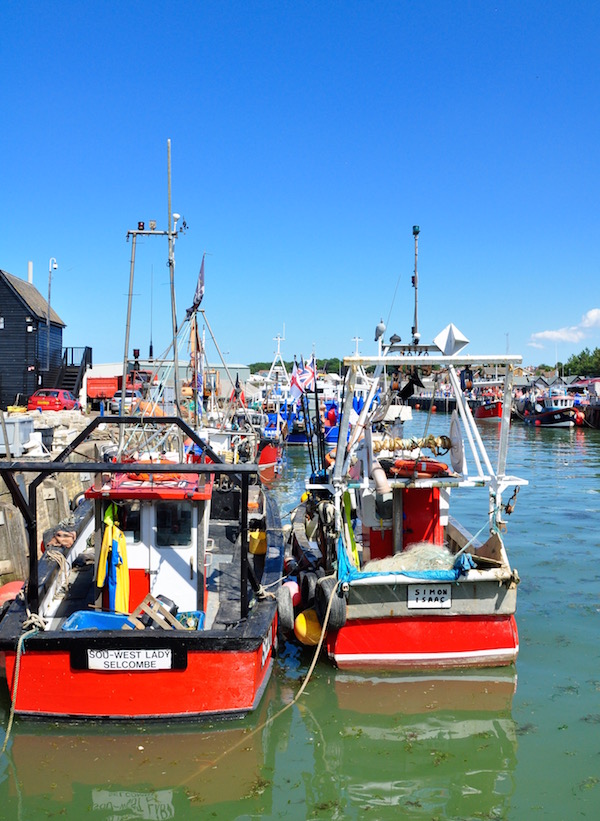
[{"left": 0, "top": 269, "right": 65, "bottom": 326}]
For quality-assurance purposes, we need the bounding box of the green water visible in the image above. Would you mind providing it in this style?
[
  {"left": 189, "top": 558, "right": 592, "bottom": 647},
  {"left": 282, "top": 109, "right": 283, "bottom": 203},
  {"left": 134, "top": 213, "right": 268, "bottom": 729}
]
[{"left": 1, "top": 420, "right": 599, "bottom": 819}]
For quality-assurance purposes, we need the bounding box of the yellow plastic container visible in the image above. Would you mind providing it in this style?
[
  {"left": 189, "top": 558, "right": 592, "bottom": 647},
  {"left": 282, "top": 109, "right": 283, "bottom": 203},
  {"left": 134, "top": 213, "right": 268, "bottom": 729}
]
[{"left": 249, "top": 529, "right": 267, "bottom": 555}]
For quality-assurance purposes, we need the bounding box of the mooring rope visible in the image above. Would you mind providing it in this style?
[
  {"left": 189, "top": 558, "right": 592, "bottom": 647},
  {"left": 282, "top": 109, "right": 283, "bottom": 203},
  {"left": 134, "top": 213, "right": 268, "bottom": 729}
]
[
  {"left": 178, "top": 577, "right": 341, "bottom": 787},
  {"left": 0, "top": 627, "right": 40, "bottom": 757}
]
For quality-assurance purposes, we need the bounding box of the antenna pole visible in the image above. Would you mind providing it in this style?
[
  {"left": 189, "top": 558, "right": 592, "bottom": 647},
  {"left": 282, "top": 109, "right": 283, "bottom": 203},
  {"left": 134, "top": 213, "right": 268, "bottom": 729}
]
[{"left": 411, "top": 225, "right": 420, "bottom": 343}]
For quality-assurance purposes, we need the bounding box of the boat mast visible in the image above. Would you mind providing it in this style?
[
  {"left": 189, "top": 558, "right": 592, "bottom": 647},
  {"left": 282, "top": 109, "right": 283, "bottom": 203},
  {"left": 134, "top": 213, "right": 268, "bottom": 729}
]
[
  {"left": 167, "top": 139, "right": 182, "bottom": 416},
  {"left": 411, "top": 225, "right": 420, "bottom": 344},
  {"left": 120, "top": 140, "right": 183, "bottom": 447}
]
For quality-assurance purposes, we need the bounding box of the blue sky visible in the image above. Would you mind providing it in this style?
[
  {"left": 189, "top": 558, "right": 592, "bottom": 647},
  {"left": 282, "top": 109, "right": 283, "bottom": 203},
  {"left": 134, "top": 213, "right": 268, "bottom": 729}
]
[{"left": 2, "top": 1, "right": 599, "bottom": 369}]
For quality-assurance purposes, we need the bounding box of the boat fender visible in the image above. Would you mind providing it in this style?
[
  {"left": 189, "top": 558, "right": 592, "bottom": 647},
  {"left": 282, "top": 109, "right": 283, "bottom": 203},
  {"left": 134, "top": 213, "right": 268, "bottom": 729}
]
[
  {"left": 282, "top": 579, "right": 301, "bottom": 607},
  {"left": 299, "top": 570, "right": 318, "bottom": 608},
  {"left": 314, "top": 575, "right": 347, "bottom": 631},
  {"left": 276, "top": 585, "right": 295, "bottom": 634},
  {"left": 293, "top": 608, "right": 322, "bottom": 646},
  {"left": 0, "top": 580, "right": 24, "bottom": 607}
]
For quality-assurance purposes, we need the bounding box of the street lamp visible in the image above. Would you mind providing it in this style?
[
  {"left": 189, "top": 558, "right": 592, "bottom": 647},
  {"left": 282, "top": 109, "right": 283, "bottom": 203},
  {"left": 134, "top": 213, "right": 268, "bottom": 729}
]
[{"left": 47, "top": 258, "right": 57, "bottom": 372}]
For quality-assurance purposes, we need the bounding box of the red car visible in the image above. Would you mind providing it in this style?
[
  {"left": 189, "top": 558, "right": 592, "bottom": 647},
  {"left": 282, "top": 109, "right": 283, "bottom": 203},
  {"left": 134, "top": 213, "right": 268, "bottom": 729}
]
[{"left": 27, "top": 389, "right": 81, "bottom": 411}]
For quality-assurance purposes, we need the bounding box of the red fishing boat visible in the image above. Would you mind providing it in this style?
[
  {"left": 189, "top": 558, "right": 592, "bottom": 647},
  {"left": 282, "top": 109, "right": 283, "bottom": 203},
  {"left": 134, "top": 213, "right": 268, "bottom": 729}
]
[
  {"left": 279, "top": 229, "right": 527, "bottom": 671},
  {"left": 474, "top": 398, "right": 503, "bottom": 420},
  {"left": 0, "top": 417, "right": 284, "bottom": 719}
]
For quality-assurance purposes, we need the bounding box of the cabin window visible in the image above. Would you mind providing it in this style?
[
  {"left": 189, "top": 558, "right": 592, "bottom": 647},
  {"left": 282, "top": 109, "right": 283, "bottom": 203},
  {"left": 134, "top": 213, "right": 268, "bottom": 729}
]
[
  {"left": 156, "top": 501, "right": 192, "bottom": 547},
  {"left": 119, "top": 501, "right": 141, "bottom": 543}
]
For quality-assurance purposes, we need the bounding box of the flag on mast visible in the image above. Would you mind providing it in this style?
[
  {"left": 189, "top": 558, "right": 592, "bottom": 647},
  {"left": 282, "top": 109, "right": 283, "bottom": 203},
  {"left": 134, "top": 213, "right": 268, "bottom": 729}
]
[
  {"left": 186, "top": 254, "right": 205, "bottom": 318},
  {"left": 290, "top": 357, "right": 315, "bottom": 403},
  {"left": 290, "top": 361, "right": 302, "bottom": 402}
]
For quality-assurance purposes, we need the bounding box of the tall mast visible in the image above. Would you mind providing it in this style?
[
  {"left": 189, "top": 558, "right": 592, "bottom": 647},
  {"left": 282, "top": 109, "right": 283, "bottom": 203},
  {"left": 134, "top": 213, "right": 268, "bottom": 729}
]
[
  {"left": 411, "top": 225, "right": 420, "bottom": 344},
  {"left": 167, "top": 139, "right": 182, "bottom": 415}
]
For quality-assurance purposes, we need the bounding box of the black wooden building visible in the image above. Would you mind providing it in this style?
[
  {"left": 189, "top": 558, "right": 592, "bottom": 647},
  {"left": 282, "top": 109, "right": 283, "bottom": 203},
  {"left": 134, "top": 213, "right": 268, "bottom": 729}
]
[{"left": 0, "top": 269, "right": 65, "bottom": 408}]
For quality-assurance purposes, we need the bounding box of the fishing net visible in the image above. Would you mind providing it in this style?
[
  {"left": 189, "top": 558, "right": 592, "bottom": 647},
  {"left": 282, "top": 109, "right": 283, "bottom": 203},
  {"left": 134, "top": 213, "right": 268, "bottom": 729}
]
[{"left": 363, "top": 541, "right": 455, "bottom": 572}]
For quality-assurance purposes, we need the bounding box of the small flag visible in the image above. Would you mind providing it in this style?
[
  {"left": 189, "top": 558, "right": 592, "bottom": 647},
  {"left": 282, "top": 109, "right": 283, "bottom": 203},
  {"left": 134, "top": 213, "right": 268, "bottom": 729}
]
[
  {"left": 186, "top": 254, "right": 205, "bottom": 317},
  {"left": 290, "top": 361, "right": 302, "bottom": 402},
  {"left": 290, "top": 357, "right": 315, "bottom": 402}
]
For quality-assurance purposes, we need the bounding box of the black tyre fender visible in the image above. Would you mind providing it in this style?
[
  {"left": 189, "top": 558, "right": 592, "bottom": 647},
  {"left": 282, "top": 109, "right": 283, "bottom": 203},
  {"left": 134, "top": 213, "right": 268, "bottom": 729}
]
[
  {"left": 315, "top": 575, "right": 347, "bottom": 630},
  {"left": 276, "top": 584, "right": 294, "bottom": 633},
  {"left": 299, "top": 570, "right": 318, "bottom": 608}
]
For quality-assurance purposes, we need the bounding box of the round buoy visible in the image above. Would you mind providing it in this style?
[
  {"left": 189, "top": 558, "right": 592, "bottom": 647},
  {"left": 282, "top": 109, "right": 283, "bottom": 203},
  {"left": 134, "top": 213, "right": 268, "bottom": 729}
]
[
  {"left": 315, "top": 575, "right": 347, "bottom": 630},
  {"left": 431, "top": 405, "right": 437, "bottom": 413},
  {"left": 282, "top": 579, "right": 301, "bottom": 608},
  {"left": 415, "top": 403, "right": 420, "bottom": 410},
  {"left": 293, "top": 608, "right": 322, "bottom": 645}
]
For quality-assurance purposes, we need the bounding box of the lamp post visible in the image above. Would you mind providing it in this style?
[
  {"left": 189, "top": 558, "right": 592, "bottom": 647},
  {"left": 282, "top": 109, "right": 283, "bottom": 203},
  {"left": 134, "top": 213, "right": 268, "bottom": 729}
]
[{"left": 47, "top": 258, "right": 57, "bottom": 372}]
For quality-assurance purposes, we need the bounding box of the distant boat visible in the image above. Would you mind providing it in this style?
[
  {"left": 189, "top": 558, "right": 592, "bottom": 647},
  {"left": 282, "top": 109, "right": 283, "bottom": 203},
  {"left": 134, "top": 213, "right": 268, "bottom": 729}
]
[
  {"left": 474, "top": 398, "right": 503, "bottom": 420},
  {"left": 518, "top": 388, "right": 584, "bottom": 428}
]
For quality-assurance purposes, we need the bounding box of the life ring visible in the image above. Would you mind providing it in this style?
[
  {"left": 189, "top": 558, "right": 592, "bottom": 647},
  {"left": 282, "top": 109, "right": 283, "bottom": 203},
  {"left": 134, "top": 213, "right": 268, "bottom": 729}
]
[
  {"left": 390, "top": 458, "right": 449, "bottom": 478},
  {"left": 325, "top": 448, "right": 337, "bottom": 467}
]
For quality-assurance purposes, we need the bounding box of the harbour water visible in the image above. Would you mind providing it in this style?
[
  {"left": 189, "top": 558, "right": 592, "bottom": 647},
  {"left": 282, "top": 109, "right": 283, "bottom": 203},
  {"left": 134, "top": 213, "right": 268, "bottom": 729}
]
[{"left": 1, "top": 416, "right": 599, "bottom": 819}]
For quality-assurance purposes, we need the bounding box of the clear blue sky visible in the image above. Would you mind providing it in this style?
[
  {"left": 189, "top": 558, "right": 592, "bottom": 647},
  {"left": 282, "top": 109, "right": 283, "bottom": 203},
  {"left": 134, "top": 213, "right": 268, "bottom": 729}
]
[{"left": 2, "top": 1, "right": 599, "bottom": 369}]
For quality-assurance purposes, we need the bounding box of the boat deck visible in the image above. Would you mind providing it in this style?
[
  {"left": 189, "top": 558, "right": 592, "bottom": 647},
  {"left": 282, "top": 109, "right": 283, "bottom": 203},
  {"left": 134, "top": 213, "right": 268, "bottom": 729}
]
[{"left": 43, "top": 518, "right": 261, "bottom": 632}]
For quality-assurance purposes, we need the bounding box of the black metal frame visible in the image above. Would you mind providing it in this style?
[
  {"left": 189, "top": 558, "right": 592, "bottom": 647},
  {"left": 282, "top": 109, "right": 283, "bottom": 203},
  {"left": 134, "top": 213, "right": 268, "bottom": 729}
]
[{"left": 0, "top": 417, "right": 257, "bottom": 615}]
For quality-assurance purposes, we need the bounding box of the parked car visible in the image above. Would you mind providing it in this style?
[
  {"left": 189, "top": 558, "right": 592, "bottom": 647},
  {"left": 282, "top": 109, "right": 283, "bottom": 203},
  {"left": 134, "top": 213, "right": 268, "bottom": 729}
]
[
  {"left": 110, "top": 389, "right": 142, "bottom": 414},
  {"left": 27, "top": 389, "right": 81, "bottom": 411}
]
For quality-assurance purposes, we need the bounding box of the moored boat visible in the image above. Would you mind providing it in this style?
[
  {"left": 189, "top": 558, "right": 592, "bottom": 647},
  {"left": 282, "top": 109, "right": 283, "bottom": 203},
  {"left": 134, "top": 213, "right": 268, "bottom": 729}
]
[
  {"left": 474, "top": 398, "right": 503, "bottom": 420},
  {"left": 517, "top": 388, "right": 583, "bottom": 428},
  {"left": 0, "top": 151, "right": 285, "bottom": 720},
  {"left": 0, "top": 416, "right": 284, "bottom": 719},
  {"left": 277, "top": 230, "right": 527, "bottom": 671},
  {"left": 280, "top": 322, "right": 527, "bottom": 670}
]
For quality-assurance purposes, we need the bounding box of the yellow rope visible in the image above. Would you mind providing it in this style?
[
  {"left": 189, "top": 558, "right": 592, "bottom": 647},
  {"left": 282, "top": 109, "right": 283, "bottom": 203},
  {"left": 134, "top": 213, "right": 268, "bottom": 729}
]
[{"left": 0, "top": 627, "right": 39, "bottom": 757}]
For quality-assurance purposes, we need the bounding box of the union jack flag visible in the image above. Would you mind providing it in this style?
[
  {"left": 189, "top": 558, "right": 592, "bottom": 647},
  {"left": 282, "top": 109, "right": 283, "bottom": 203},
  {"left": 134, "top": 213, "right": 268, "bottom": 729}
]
[{"left": 290, "top": 357, "right": 315, "bottom": 403}]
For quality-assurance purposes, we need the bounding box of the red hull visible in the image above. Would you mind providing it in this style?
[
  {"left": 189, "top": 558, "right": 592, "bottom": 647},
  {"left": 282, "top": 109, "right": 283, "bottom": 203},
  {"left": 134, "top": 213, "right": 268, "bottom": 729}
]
[
  {"left": 327, "top": 614, "right": 518, "bottom": 670},
  {"left": 3, "top": 635, "right": 274, "bottom": 719},
  {"left": 474, "top": 401, "right": 503, "bottom": 420}
]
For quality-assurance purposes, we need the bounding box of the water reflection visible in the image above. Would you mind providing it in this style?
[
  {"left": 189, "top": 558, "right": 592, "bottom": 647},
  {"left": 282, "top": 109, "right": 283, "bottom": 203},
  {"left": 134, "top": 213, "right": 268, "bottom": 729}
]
[
  {"left": 295, "top": 666, "right": 518, "bottom": 819},
  {"left": 0, "top": 663, "right": 518, "bottom": 819}
]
